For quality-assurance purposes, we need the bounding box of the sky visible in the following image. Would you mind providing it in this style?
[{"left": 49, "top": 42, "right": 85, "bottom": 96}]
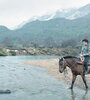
[{"left": 0, "top": 0, "right": 90, "bottom": 29}]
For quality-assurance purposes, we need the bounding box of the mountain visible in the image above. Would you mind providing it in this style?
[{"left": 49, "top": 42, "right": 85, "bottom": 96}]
[
  {"left": 0, "top": 13, "right": 89, "bottom": 47},
  {"left": 0, "top": 4, "right": 90, "bottom": 47},
  {"left": 0, "top": 26, "right": 10, "bottom": 32},
  {"left": 39, "top": 4, "right": 90, "bottom": 20},
  {"left": 68, "top": 4, "right": 90, "bottom": 19},
  {"left": 15, "top": 4, "right": 90, "bottom": 29},
  {"left": 15, "top": 13, "right": 90, "bottom": 43}
]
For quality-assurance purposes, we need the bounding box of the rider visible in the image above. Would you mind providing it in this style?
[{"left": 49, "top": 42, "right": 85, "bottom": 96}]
[{"left": 80, "top": 39, "right": 90, "bottom": 74}]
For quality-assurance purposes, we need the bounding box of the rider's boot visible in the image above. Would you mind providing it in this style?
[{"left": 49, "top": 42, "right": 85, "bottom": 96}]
[{"left": 84, "top": 70, "right": 88, "bottom": 75}]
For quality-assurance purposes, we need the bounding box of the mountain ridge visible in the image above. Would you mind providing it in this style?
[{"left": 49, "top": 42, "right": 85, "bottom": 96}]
[
  {"left": 14, "top": 3, "right": 90, "bottom": 29},
  {"left": 0, "top": 4, "right": 90, "bottom": 47}
]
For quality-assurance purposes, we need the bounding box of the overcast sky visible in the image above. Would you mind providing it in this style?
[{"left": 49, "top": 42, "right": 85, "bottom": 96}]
[{"left": 0, "top": 0, "right": 90, "bottom": 29}]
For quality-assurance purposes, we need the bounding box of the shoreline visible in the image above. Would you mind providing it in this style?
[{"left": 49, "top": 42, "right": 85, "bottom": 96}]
[{"left": 24, "top": 58, "right": 90, "bottom": 90}]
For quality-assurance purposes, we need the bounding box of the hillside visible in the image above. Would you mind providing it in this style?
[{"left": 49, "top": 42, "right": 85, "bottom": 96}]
[
  {"left": 0, "top": 13, "right": 90, "bottom": 47},
  {"left": 15, "top": 13, "right": 90, "bottom": 47}
]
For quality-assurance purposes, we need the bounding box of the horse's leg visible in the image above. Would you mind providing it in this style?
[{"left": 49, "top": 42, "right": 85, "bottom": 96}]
[
  {"left": 81, "top": 74, "right": 88, "bottom": 91},
  {"left": 69, "top": 74, "right": 77, "bottom": 89}
]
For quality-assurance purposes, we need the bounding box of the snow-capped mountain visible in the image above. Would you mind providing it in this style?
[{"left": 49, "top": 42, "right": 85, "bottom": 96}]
[
  {"left": 15, "top": 4, "right": 90, "bottom": 29},
  {"left": 68, "top": 4, "right": 90, "bottom": 19}
]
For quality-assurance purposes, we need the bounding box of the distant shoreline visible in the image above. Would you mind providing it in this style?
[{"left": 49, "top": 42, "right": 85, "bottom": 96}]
[
  {"left": 1, "top": 47, "right": 79, "bottom": 56},
  {"left": 25, "top": 58, "right": 90, "bottom": 90}
]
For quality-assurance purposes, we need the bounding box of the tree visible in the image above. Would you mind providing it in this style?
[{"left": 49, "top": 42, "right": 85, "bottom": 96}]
[{"left": 61, "top": 39, "right": 77, "bottom": 48}]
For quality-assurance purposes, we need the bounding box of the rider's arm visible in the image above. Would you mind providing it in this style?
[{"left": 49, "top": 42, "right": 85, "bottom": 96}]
[{"left": 80, "top": 46, "right": 84, "bottom": 56}]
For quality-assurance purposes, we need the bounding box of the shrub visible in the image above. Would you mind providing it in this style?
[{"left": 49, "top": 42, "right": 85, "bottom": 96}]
[
  {"left": 9, "top": 51, "right": 16, "bottom": 56},
  {"left": 0, "top": 51, "right": 7, "bottom": 56}
]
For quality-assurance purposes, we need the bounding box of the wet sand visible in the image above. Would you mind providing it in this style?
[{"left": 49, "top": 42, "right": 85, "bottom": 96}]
[{"left": 25, "top": 58, "right": 90, "bottom": 89}]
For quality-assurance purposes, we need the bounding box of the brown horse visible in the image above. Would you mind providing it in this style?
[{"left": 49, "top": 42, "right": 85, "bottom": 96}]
[{"left": 59, "top": 56, "right": 90, "bottom": 91}]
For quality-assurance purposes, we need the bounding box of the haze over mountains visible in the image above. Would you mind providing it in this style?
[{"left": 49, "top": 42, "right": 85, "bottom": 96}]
[
  {"left": 0, "top": 4, "right": 90, "bottom": 47},
  {"left": 16, "top": 3, "right": 90, "bottom": 29}
]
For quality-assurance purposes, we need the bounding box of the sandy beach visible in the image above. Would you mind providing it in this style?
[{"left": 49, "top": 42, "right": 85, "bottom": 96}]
[{"left": 25, "top": 58, "right": 90, "bottom": 89}]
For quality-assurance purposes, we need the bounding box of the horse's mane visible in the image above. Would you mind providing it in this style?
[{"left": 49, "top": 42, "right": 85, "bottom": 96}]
[{"left": 60, "top": 56, "right": 78, "bottom": 61}]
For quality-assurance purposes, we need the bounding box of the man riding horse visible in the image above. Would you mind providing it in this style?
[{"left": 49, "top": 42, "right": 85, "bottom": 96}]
[
  {"left": 80, "top": 39, "right": 90, "bottom": 74},
  {"left": 59, "top": 39, "right": 90, "bottom": 90}
]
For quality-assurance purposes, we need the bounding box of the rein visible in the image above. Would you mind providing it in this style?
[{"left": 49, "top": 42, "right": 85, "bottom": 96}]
[
  {"left": 62, "top": 57, "right": 77, "bottom": 77},
  {"left": 63, "top": 57, "right": 77, "bottom": 69}
]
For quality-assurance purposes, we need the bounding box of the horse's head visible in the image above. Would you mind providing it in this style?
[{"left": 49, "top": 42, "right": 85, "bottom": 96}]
[{"left": 59, "top": 57, "right": 67, "bottom": 73}]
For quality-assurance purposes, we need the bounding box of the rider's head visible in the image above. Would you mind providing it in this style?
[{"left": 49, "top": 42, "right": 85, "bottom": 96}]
[{"left": 82, "top": 39, "right": 89, "bottom": 45}]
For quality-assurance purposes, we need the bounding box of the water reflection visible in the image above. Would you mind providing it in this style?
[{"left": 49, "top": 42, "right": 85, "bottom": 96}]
[{"left": 71, "top": 90, "right": 88, "bottom": 100}]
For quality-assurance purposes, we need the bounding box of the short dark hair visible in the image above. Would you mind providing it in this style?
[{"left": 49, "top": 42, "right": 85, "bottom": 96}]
[{"left": 82, "top": 39, "right": 89, "bottom": 43}]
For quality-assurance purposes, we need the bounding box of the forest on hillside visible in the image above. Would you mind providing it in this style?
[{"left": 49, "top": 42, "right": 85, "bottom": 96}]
[{"left": 0, "top": 13, "right": 90, "bottom": 48}]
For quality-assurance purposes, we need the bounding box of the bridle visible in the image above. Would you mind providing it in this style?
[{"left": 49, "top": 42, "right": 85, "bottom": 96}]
[
  {"left": 62, "top": 58, "right": 68, "bottom": 67},
  {"left": 60, "top": 57, "right": 77, "bottom": 77},
  {"left": 62, "top": 57, "right": 77, "bottom": 68},
  {"left": 61, "top": 57, "right": 77, "bottom": 74}
]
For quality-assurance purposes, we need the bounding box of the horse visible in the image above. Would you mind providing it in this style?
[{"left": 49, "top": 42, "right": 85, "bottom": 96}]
[{"left": 59, "top": 56, "right": 90, "bottom": 91}]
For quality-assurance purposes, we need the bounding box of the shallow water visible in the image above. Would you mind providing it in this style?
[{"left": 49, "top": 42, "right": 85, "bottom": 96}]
[{"left": 0, "top": 56, "right": 89, "bottom": 100}]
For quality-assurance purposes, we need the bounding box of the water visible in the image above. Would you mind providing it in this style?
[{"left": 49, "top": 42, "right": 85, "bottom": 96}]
[{"left": 0, "top": 56, "right": 89, "bottom": 100}]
